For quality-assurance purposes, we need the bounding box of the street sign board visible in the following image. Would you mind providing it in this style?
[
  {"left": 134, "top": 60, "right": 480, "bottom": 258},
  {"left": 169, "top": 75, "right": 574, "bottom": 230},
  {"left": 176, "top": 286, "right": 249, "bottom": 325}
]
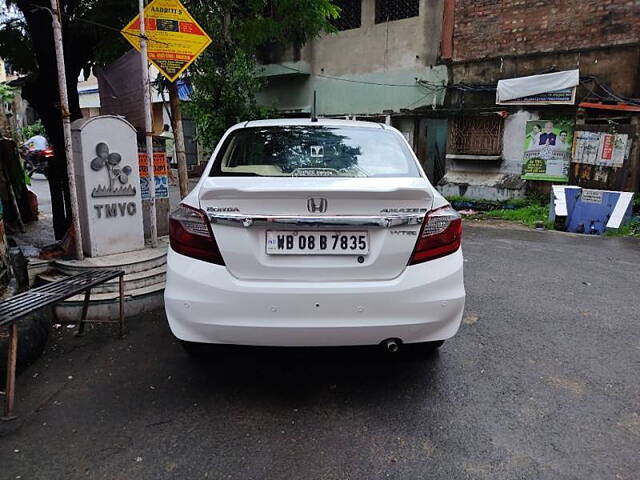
[{"left": 121, "top": 0, "right": 211, "bottom": 82}]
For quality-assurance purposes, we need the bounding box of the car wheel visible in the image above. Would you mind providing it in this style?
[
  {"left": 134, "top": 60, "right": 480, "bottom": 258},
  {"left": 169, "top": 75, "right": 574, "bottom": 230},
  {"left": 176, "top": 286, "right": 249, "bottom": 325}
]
[{"left": 24, "top": 159, "right": 35, "bottom": 177}]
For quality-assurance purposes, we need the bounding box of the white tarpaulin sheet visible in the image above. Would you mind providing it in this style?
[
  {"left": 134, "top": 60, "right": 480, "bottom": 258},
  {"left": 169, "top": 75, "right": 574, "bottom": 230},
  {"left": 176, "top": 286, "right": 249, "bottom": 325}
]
[{"left": 496, "top": 70, "right": 579, "bottom": 102}]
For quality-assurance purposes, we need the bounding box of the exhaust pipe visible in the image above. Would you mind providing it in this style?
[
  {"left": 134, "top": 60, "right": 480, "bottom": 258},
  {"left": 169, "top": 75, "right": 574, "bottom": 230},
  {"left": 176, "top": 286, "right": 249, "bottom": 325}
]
[{"left": 381, "top": 338, "right": 401, "bottom": 353}]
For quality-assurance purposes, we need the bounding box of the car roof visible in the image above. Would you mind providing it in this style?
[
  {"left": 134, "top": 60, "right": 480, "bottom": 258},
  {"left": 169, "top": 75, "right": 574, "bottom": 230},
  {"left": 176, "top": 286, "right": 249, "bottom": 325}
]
[{"left": 242, "top": 118, "right": 386, "bottom": 129}]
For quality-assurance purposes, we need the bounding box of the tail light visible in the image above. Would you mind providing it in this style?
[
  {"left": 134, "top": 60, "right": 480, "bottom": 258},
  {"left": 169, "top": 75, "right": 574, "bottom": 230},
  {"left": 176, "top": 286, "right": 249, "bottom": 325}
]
[
  {"left": 42, "top": 148, "right": 55, "bottom": 158},
  {"left": 169, "top": 204, "right": 225, "bottom": 265},
  {"left": 409, "top": 205, "right": 462, "bottom": 265}
]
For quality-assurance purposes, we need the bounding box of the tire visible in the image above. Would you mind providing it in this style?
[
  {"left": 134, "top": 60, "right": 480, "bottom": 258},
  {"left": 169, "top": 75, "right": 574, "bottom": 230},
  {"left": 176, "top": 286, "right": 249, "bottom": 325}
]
[{"left": 24, "top": 159, "right": 35, "bottom": 177}]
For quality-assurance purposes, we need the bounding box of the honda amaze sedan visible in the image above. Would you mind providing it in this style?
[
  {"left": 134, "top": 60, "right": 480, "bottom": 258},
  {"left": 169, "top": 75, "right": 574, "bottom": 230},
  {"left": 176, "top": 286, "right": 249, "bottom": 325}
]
[{"left": 164, "top": 119, "right": 465, "bottom": 354}]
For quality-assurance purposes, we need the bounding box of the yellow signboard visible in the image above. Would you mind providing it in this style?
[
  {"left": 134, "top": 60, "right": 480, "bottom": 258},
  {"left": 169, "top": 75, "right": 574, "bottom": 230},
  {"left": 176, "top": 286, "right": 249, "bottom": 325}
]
[{"left": 121, "top": 0, "right": 211, "bottom": 82}]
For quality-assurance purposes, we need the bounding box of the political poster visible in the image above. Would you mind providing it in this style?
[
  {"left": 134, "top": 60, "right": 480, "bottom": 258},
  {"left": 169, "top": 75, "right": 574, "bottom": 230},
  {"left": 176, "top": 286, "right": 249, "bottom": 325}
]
[
  {"left": 572, "top": 131, "right": 629, "bottom": 167},
  {"left": 139, "top": 151, "right": 169, "bottom": 200},
  {"left": 521, "top": 119, "right": 574, "bottom": 182}
]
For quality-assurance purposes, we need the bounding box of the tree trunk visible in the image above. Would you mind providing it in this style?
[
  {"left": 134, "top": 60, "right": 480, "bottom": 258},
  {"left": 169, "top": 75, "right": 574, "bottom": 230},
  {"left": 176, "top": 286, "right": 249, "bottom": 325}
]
[
  {"left": 17, "top": 0, "right": 84, "bottom": 240},
  {"left": 168, "top": 81, "right": 189, "bottom": 198},
  {"left": 0, "top": 111, "right": 12, "bottom": 138}
]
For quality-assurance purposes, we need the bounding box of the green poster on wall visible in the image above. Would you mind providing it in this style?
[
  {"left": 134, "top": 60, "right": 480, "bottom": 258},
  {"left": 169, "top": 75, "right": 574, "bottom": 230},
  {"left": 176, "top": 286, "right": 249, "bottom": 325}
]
[{"left": 521, "top": 119, "right": 574, "bottom": 182}]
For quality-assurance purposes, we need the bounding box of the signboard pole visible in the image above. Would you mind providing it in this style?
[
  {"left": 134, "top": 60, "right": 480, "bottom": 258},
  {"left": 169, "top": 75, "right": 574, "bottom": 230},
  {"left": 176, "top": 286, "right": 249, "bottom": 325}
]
[
  {"left": 50, "top": 0, "right": 84, "bottom": 260},
  {"left": 121, "top": 0, "right": 212, "bottom": 201},
  {"left": 167, "top": 81, "right": 189, "bottom": 198},
  {"left": 138, "top": 0, "right": 158, "bottom": 248}
]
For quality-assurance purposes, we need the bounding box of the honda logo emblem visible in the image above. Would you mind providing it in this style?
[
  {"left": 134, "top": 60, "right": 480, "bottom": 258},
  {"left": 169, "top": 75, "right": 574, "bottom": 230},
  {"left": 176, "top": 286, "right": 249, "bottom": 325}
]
[{"left": 307, "top": 198, "right": 328, "bottom": 213}]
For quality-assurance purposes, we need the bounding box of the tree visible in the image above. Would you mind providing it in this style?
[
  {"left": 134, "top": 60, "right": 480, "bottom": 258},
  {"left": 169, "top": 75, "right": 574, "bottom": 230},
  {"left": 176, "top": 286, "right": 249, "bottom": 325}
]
[
  {"left": 0, "top": 83, "right": 16, "bottom": 137},
  {"left": 184, "top": 0, "right": 339, "bottom": 149},
  {"left": 0, "top": 0, "right": 338, "bottom": 236},
  {"left": 1, "top": 0, "right": 139, "bottom": 238}
]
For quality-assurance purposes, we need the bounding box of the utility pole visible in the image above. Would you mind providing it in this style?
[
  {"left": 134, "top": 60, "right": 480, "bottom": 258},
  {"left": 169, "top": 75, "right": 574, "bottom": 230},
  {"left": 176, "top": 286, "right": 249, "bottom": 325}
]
[
  {"left": 167, "top": 81, "right": 189, "bottom": 198},
  {"left": 138, "top": 0, "right": 158, "bottom": 248},
  {"left": 50, "top": 0, "right": 84, "bottom": 260}
]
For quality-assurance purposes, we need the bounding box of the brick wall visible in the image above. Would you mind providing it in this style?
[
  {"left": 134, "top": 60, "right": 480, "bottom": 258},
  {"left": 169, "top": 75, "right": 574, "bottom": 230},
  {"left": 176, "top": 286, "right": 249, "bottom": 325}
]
[{"left": 452, "top": 0, "right": 640, "bottom": 61}]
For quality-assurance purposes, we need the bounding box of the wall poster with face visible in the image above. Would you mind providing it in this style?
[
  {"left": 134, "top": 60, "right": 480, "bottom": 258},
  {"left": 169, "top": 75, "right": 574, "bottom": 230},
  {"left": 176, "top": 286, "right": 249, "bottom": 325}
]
[{"left": 521, "top": 119, "right": 574, "bottom": 182}]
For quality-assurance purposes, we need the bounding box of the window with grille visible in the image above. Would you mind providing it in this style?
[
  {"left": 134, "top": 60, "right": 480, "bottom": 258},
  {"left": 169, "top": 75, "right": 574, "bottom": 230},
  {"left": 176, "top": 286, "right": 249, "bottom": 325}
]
[
  {"left": 375, "top": 0, "right": 419, "bottom": 24},
  {"left": 447, "top": 115, "right": 504, "bottom": 156},
  {"left": 332, "top": 0, "right": 362, "bottom": 31}
]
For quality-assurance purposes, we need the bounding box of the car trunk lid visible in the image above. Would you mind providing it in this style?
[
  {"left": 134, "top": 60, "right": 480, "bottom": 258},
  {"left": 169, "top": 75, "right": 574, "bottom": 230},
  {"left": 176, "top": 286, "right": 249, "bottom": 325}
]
[{"left": 198, "top": 176, "right": 433, "bottom": 281}]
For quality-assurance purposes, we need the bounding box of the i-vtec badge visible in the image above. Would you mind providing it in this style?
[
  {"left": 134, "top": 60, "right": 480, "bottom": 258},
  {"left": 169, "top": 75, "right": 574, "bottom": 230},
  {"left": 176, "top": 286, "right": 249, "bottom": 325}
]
[
  {"left": 207, "top": 207, "right": 240, "bottom": 212},
  {"left": 390, "top": 230, "right": 417, "bottom": 236}
]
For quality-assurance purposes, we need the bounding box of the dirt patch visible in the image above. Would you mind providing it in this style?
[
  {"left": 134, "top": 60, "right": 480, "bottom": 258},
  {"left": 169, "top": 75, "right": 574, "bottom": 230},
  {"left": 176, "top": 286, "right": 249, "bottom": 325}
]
[
  {"left": 546, "top": 375, "right": 587, "bottom": 396},
  {"left": 463, "top": 217, "right": 534, "bottom": 231}
]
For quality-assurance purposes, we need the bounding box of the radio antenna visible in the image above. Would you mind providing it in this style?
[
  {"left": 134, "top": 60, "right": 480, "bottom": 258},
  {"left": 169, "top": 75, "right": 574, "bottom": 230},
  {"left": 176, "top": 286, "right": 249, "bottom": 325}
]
[{"left": 311, "top": 90, "right": 318, "bottom": 122}]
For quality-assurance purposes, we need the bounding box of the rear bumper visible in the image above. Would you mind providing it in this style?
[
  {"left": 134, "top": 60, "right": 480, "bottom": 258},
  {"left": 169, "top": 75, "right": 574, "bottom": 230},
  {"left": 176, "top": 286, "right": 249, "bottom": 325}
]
[{"left": 164, "top": 249, "right": 465, "bottom": 347}]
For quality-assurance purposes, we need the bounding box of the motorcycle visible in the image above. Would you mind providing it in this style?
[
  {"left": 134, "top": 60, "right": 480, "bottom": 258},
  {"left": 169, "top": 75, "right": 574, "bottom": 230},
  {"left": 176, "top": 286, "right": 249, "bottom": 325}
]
[{"left": 23, "top": 147, "right": 54, "bottom": 178}]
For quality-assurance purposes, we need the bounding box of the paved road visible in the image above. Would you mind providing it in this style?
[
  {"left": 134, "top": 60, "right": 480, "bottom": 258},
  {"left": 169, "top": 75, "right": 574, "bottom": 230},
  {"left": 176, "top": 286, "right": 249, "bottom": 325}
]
[{"left": 2, "top": 223, "right": 639, "bottom": 479}]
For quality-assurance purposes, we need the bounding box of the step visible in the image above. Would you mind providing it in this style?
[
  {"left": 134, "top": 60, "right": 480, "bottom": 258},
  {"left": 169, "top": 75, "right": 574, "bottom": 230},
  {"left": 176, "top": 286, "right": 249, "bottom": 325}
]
[
  {"left": 54, "top": 237, "right": 169, "bottom": 276},
  {"left": 60, "top": 281, "right": 165, "bottom": 305},
  {"left": 38, "top": 265, "right": 167, "bottom": 294},
  {"left": 53, "top": 282, "right": 165, "bottom": 323},
  {"left": 27, "top": 258, "right": 53, "bottom": 288}
]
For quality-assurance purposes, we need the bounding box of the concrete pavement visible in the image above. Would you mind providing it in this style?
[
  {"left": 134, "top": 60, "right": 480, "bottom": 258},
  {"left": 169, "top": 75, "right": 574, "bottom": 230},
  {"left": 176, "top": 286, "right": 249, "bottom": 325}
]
[{"left": 1, "top": 223, "right": 639, "bottom": 479}]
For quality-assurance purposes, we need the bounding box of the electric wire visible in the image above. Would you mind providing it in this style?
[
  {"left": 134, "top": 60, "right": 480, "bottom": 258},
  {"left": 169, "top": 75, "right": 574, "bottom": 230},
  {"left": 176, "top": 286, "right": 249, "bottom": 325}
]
[
  {"left": 28, "top": 3, "right": 171, "bottom": 46},
  {"left": 273, "top": 63, "right": 426, "bottom": 87}
]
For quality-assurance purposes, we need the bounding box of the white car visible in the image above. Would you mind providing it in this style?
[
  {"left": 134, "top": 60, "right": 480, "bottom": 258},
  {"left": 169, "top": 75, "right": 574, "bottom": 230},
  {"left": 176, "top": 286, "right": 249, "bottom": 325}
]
[{"left": 164, "top": 119, "right": 465, "bottom": 354}]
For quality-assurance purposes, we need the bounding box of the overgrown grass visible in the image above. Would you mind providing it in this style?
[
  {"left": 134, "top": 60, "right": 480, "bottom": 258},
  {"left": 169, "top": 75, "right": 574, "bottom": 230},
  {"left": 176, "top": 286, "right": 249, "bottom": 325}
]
[
  {"left": 485, "top": 204, "right": 552, "bottom": 229},
  {"left": 604, "top": 219, "right": 640, "bottom": 237},
  {"left": 446, "top": 195, "right": 552, "bottom": 228},
  {"left": 447, "top": 194, "right": 640, "bottom": 236},
  {"left": 446, "top": 195, "right": 545, "bottom": 211}
]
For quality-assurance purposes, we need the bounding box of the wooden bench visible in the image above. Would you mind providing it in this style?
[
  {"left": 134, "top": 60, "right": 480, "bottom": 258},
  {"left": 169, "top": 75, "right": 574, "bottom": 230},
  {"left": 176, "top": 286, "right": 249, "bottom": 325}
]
[{"left": 0, "top": 269, "right": 125, "bottom": 420}]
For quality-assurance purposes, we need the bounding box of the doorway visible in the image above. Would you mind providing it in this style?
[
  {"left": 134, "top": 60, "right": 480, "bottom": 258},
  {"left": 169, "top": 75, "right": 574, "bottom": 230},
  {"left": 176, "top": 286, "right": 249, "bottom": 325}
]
[{"left": 423, "top": 118, "right": 448, "bottom": 185}]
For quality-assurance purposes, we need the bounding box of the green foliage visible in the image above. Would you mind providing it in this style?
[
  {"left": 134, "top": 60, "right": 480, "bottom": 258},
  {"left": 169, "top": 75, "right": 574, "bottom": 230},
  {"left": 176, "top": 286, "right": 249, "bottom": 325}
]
[
  {"left": 446, "top": 194, "right": 552, "bottom": 229},
  {"left": 186, "top": 50, "right": 273, "bottom": 151},
  {"left": 184, "top": 0, "right": 338, "bottom": 150},
  {"left": 604, "top": 219, "right": 640, "bottom": 237},
  {"left": 2, "top": 1, "right": 138, "bottom": 76},
  {"left": 235, "top": 0, "right": 339, "bottom": 50},
  {"left": 0, "top": 6, "right": 34, "bottom": 74},
  {"left": 2, "top": 0, "right": 338, "bottom": 152},
  {"left": 485, "top": 205, "right": 552, "bottom": 228},
  {"left": 445, "top": 194, "right": 547, "bottom": 212},
  {"left": 0, "top": 83, "right": 15, "bottom": 102},
  {"left": 21, "top": 120, "right": 45, "bottom": 141}
]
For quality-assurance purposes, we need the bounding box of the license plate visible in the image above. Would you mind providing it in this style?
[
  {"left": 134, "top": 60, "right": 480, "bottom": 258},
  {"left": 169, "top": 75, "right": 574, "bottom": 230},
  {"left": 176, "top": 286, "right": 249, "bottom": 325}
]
[{"left": 266, "top": 230, "right": 369, "bottom": 255}]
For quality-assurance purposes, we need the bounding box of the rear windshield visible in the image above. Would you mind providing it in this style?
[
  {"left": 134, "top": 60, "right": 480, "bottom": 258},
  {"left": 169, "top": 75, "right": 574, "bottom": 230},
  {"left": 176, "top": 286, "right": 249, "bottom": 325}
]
[{"left": 209, "top": 126, "right": 420, "bottom": 177}]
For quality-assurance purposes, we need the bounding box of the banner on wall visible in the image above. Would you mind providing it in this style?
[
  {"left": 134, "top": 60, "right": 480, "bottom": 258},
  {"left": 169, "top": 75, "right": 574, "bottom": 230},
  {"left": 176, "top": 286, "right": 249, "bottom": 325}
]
[
  {"left": 496, "top": 70, "right": 579, "bottom": 105},
  {"left": 521, "top": 119, "right": 574, "bottom": 182},
  {"left": 497, "top": 87, "right": 576, "bottom": 106},
  {"left": 572, "top": 131, "right": 629, "bottom": 167}
]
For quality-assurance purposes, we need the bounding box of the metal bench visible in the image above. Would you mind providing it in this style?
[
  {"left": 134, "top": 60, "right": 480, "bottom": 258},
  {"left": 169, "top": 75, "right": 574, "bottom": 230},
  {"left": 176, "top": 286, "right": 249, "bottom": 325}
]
[{"left": 1, "top": 269, "right": 125, "bottom": 420}]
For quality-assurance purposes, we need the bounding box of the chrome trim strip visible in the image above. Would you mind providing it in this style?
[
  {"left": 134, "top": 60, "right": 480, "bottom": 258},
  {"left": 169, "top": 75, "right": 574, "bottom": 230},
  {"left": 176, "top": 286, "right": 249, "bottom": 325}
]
[{"left": 207, "top": 213, "right": 425, "bottom": 228}]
